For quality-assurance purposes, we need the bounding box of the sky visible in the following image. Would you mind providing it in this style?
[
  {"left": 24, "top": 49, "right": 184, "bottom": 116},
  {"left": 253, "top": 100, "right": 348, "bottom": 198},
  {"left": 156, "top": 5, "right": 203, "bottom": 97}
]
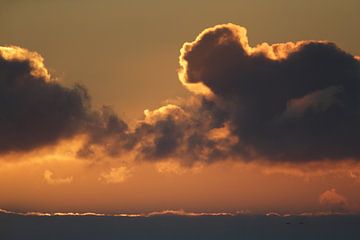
[{"left": 0, "top": 0, "right": 360, "bottom": 215}]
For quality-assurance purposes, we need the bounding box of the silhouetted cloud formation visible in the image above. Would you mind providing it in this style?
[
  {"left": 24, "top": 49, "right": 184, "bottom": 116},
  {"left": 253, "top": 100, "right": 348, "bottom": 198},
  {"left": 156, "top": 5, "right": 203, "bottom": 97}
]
[
  {"left": 1, "top": 23, "right": 360, "bottom": 164},
  {"left": 0, "top": 46, "right": 90, "bottom": 153},
  {"left": 125, "top": 23, "right": 360, "bottom": 164},
  {"left": 0, "top": 46, "right": 128, "bottom": 156},
  {"left": 177, "top": 23, "right": 360, "bottom": 162}
]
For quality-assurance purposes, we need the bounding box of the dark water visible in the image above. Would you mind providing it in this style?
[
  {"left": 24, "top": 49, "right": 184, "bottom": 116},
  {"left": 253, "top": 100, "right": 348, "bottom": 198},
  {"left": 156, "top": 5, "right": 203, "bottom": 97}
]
[{"left": 1, "top": 214, "right": 360, "bottom": 240}]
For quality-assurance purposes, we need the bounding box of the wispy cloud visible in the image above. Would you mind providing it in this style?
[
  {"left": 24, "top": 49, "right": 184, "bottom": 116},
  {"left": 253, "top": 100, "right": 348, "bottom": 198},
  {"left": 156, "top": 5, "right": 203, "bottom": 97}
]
[
  {"left": 43, "top": 170, "right": 73, "bottom": 185},
  {"left": 98, "top": 166, "right": 131, "bottom": 184}
]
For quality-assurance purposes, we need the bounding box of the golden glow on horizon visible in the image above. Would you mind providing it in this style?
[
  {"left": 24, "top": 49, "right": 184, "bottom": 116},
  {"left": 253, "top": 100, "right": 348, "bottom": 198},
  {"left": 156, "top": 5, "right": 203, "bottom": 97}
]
[{"left": 1, "top": 150, "right": 360, "bottom": 214}]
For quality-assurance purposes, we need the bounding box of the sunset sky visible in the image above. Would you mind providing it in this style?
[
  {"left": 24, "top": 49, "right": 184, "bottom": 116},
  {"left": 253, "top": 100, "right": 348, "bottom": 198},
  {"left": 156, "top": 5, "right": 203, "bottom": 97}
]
[{"left": 1, "top": 0, "right": 360, "bottom": 216}]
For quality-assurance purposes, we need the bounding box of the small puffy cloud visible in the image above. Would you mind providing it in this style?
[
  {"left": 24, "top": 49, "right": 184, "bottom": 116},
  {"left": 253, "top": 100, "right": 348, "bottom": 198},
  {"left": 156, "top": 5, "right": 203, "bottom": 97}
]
[
  {"left": 319, "top": 188, "right": 349, "bottom": 212},
  {"left": 155, "top": 160, "right": 204, "bottom": 175},
  {"left": 129, "top": 100, "right": 234, "bottom": 165},
  {"left": 98, "top": 167, "right": 131, "bottom": 184},
  {"left": 43, "top": 170, "right": 73, "bottom": 185}
]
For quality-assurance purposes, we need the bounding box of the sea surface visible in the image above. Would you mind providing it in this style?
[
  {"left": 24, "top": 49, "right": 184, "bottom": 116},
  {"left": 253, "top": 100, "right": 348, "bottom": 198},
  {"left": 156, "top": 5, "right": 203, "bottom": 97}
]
[{"left": 1, "top": 213, "right": 360, "bottom": 239}]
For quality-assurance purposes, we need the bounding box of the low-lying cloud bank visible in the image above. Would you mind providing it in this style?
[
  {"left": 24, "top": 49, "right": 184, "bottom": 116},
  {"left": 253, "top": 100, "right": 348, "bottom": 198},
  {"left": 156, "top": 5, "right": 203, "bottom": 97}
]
[
  {"left": 0, "top": 23, "right": 359, "bottom": 165},
  {"left": 0, "top": 208, "right": 237, "bottom": 217},
  {"left": 0, "top": 208, "right": 355, "bottom": 218}
]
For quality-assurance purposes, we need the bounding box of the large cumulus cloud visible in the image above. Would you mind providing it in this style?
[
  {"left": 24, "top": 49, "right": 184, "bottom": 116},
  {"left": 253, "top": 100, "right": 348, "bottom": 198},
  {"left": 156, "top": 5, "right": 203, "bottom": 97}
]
[{"left": 178, "top": 23, "right": 360, "bottom": 162}]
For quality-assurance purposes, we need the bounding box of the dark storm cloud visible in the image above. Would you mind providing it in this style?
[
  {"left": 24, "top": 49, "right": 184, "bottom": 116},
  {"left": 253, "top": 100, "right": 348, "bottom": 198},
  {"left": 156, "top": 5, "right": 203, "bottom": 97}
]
[
  {"left": 178, "top": 23, "right": 360, "bottom": 162},
  {"left": 0, "top": 46, "right": 128, "bottom": 156},
  {"left": 53, "top": 23, "right": 360, "bottom": 164},
  {"left": 0, "top": 46, "right": 90, "bottom": 153}
]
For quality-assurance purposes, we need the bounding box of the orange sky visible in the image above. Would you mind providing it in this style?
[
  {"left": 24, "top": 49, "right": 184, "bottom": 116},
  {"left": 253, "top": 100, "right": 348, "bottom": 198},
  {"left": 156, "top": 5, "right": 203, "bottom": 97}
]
[
  {"left": 0, "top": 0, "right": 360, "bottom": 215},
  {"left": 1, "top": 136, "right": 360, "bottom": 214}
]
